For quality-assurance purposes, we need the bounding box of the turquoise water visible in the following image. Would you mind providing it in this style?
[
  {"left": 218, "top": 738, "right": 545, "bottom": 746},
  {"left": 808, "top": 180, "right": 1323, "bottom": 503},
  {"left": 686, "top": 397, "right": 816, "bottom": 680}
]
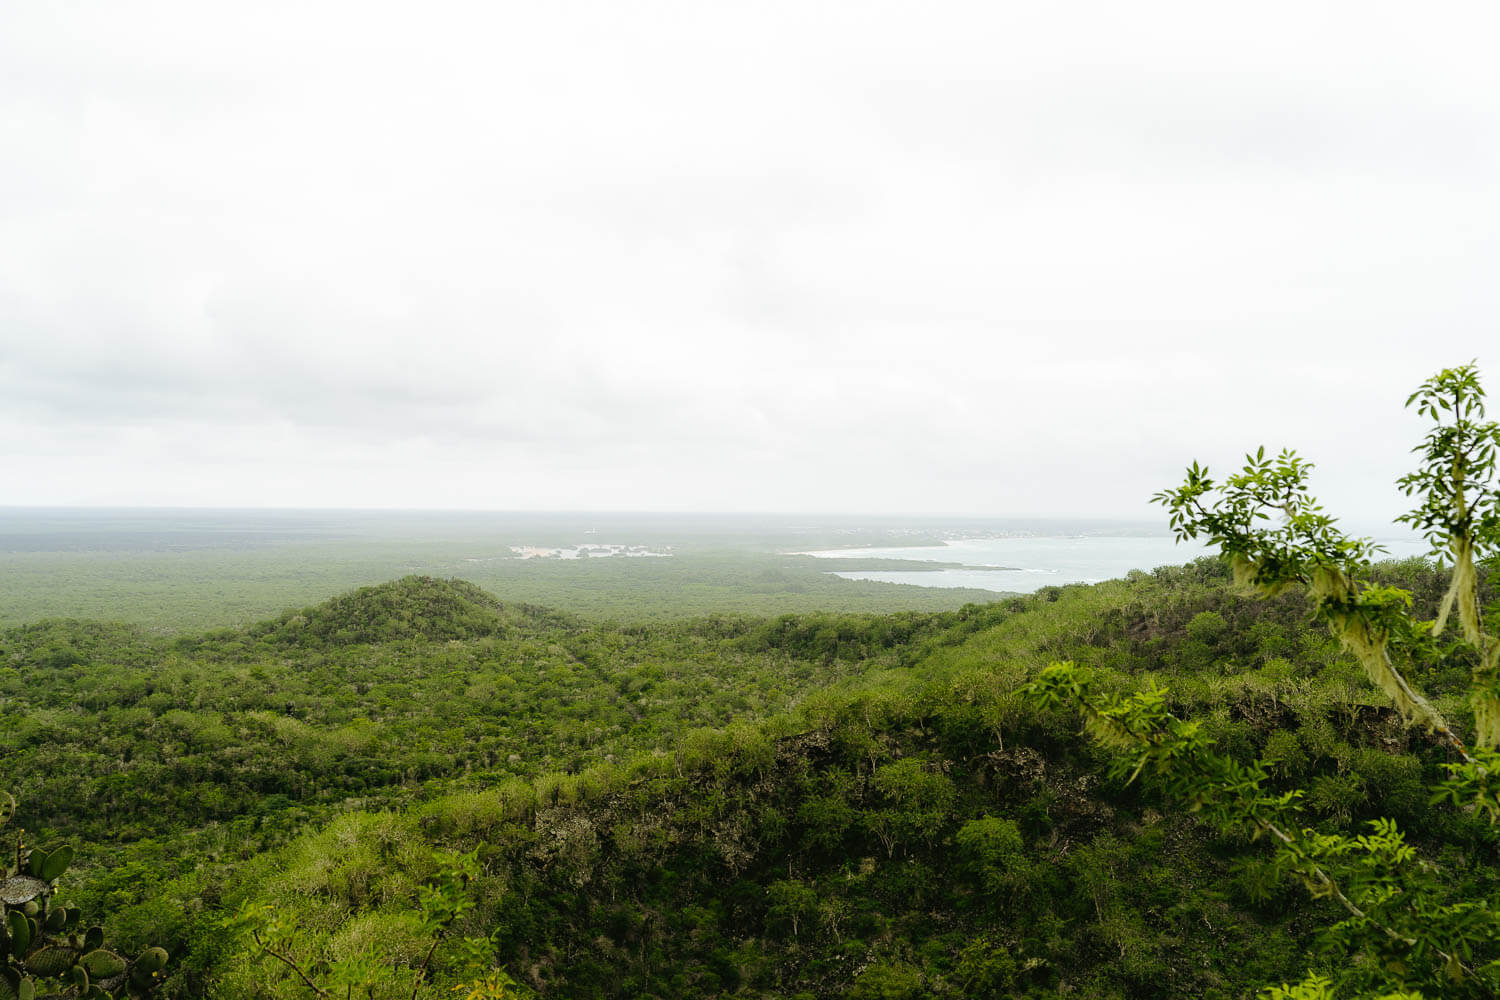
[{"left": 799, "top": 534, "right": 1433, "bottom": 594}]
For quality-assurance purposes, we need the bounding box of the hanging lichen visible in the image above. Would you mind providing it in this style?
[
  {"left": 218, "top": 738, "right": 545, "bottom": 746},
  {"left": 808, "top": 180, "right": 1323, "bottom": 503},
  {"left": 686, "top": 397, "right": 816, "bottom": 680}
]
[
  {"left": 1235, "top": 552, "right": 1461, "bottom": 744},
  {"left": 1307, "top": 564, "right": 1353, "bottom": 605},
  {"left": 1430, "top": 537, "right": 1500, "bottom": 748},
  {"left": 1434, "top": 537, "right": 1477, "bottom": 640},
  {"left": 1473, "top": 672, "right": 1500, "bottom": 750},
  {"left": 1230, "top": 553, "right": 1257, "bottom": 590},
  {"left": 1327, "top": 612, "right": 1445, "bottom": 734}
]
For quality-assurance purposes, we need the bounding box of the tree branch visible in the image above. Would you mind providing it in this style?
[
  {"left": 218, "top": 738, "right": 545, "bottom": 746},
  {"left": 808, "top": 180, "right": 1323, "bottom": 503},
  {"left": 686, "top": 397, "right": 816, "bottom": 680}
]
[{"left": 253, "top": 929, "right": 331, "bottom": 999}]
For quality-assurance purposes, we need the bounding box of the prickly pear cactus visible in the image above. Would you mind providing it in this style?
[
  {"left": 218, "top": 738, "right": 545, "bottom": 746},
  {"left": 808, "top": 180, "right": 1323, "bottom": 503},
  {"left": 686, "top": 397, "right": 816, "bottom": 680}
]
[{"left": 1, "top": 792, "right": 167, "bottom": 999}]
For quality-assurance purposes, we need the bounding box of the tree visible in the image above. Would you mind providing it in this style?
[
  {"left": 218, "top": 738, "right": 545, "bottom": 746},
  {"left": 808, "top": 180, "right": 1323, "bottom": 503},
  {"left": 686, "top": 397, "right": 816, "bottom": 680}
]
[{"left": 1026, "top": 363, "right": 1500, "bottom": 999}]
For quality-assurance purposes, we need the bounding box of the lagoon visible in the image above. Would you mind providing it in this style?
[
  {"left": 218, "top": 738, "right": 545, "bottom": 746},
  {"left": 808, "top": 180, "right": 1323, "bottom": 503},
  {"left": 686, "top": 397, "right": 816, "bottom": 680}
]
[{"left": 798, "top": 533, "right": 1434, "bottom": 594}]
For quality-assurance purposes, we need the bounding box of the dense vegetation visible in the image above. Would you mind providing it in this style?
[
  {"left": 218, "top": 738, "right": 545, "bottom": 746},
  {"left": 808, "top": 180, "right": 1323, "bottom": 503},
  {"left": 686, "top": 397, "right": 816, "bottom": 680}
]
[
  {"left": 6, "top": 554, "right": 1495, "bottom": 997},
  {"left": 0, "top": 524, "right": 1010, "bottom": 631}
]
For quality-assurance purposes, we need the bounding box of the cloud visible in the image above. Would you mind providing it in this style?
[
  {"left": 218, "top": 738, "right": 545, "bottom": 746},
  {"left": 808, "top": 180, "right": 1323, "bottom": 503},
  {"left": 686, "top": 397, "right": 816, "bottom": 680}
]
[{"left": 2, "top": 0, "right": 1497, "bottom": 516}]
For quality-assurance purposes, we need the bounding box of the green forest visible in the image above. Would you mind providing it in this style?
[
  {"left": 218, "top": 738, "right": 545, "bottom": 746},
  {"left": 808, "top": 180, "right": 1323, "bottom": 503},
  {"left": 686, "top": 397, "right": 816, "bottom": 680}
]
[{"left": 5, "top": 368, "right": 1500, "bottom": 999}]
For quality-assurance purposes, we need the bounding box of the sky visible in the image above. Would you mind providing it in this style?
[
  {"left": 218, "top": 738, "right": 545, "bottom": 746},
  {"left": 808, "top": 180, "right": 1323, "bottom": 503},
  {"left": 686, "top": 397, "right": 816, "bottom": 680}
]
[{"left": 2, "top": 1, "right": 1496, "bottom": 522}]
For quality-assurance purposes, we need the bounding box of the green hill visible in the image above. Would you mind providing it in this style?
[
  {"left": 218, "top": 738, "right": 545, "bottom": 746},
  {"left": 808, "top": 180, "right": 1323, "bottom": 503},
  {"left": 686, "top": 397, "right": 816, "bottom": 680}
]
[{"left": 248, "top": 575, "right": 571, "bottom": 646}]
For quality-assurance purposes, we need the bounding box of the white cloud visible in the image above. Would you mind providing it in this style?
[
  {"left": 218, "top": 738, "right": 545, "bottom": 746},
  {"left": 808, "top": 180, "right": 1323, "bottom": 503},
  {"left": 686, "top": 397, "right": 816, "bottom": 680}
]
[{"left": 2, "top": 0, "right": 1496, "bottom": 519}]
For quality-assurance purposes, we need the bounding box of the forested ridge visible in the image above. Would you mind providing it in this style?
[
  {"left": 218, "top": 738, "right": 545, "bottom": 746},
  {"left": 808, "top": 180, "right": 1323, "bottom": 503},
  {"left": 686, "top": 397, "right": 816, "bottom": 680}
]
[{"left": 5, "top": 557, "right": 1495, "bottom": 998}]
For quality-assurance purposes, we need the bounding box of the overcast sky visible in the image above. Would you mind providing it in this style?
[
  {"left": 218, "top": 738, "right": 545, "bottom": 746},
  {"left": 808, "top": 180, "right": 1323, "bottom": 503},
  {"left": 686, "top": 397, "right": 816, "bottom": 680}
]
[{"left": 1, "top": 2, "right": 1495, "bottom": 522}]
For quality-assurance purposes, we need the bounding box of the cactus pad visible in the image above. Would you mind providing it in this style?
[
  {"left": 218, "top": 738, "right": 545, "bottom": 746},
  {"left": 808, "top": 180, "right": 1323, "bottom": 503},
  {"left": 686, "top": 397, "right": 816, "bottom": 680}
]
[
  {"left": 6, "top": 910, "right": 31, "bottom": 957},
  {"left": 79, "top": 950, "right": 125, "bottom": 979},
  {"left": 37, "top": 846, "right": 72, "bottom": 884},
  {"left": 0, "top": 877, "right": 47, "bottom": 907},
  {"left": 24, "top": 945, "right": 77, "bottom": 978}
]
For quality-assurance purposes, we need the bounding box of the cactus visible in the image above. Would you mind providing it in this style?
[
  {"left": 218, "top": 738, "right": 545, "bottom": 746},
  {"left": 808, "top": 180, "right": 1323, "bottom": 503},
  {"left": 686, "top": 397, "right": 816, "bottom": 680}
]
[
  {"left": 1, "top": 793, "right": 166, "bottom": 999},
  {"left": 23, "top": 946, "right": 75, "bottom": 979},
  {"left": 36, "top": 848, "right": 72, "bottom": 885},
  {"left": 6, "top": 912, "right": 31, "bottom": 958},
  {"left": 0, "top": 881, "right": 46, "bottom": 909},
  {"left": 79, "top": 951, "right": 125, "bottom": 980}
]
